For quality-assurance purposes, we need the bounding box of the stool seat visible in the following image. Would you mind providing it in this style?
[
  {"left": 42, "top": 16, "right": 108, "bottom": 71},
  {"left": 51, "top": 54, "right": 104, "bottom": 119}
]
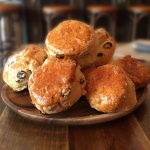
[
  {"left": 87, "top": 5, "right": 118, "bottom": 36},
  {"left": 43, "top": 5, "right": 79, "bottom": 31},
  {"left": 128, "top": 6, "right": 150, "bottom": 14},
  {"left": 87, "top": 5, "right": 118, "bottom": 14},
  {"left": 0, "top": 4, "right": 22, "bottom": 14},
  {"left": 43, "top": 5, "right": 77, "bottom": 15},
  {"left": 128, "top": 6, "right": 150, "bottom": 40}
]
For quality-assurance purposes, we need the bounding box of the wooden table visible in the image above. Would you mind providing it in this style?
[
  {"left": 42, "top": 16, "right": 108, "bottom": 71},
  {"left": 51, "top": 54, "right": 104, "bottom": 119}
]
[
  {"left": 0, "top": 43, "right": 150, "bottom": 150},
  {"left": 116, "top": 42, "right": 150, "bottom": 63}
]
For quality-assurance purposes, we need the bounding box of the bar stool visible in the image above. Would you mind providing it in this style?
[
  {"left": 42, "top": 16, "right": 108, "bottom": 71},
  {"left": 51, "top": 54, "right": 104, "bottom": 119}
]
[
  {"left": 128, "top": 6, "right": 150, "bottom": 40},
  {"left": 0, "top": 3, "right": 22, "bottom": 50},
  {"left": 42, "top": 5, "right": 78, "bottom": 31},
  {"left": 0, "top": 3, "right": 22, "bottom": 67},
  {"left": 87, "top": 5, "right": 118, "bottom": 36}
]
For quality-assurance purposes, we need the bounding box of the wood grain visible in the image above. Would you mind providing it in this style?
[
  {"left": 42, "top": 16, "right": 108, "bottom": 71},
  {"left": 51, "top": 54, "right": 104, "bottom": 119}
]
[
  {"left": 0, "top": 71, "right": 5, "bottom": 115},
  {"left": 135, "top": 85, "right": 150, "bottom": 139},
  {"left": 0, "top": 108, "right": 69, "bottom": 150},
  {"left": 69, "top": 115, "right": 150, "bottom": 150}
]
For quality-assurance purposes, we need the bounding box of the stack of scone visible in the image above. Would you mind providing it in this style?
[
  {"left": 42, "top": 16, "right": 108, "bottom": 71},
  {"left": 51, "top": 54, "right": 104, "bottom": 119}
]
[{"left": 3, "top": 20, "right": 150, "bottom": 114}]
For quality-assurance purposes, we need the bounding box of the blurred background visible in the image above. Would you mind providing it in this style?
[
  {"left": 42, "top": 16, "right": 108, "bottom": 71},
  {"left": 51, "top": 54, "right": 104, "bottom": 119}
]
[{"left": 0, "top": 0, "right": 150, "bottom": 66}]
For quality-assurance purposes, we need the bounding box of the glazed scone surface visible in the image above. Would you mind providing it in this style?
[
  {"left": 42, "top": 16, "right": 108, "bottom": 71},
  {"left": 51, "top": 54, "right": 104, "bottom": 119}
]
[
  {"left": 85, "top": 64, "right": 137, "bottom": 112},
  {"left": 45, "top": 20, "right": 95, "bottom": 57},
  {"left": 118, "top": 55, "right": 150, "bottom": 88},
  {"left": 28, "top": 57, "right": 86, "bottom": 114},
  {"left": 116, "top": 75, "right": 137, "bottom": 112}
]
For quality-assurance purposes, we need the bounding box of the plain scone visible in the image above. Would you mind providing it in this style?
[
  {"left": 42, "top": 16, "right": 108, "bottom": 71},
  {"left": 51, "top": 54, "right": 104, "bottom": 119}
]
[
  {"left": 45, "top": 20, "right": 98, "bottom": 68},
  {"left": 84, "top": 64, "right": 137, "bottom": 113},
  {"left": 117, "top": 55, "right": 150, "bottom": 89},
  {"left": 28, "top": 57, "right": 86, "bottom": 114},
  {"left": 3, "top": 44, "right": 47, "bottom": 91}
]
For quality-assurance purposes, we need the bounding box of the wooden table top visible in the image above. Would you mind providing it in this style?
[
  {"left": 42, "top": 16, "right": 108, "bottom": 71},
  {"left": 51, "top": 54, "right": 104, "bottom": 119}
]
[{"left": 0, "top": 43, "right": 150, "bottom": 150}]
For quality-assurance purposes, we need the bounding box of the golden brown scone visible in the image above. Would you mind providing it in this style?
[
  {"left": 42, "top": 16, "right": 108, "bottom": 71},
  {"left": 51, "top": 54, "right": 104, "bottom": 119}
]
[
  {"left": 84, "top": 65, "right": 137, "bottom": 113},
  {"left": 45, "top": 20, "right": 98, "bottom": 68},
  {"left": 3, "top": 44, "right": 47, "bottom": 91},
  {"left": 78, "top": 28, "right": 116, "bottom": 68},
  {"left": 45, "top": 20, "right": 95, "bottom": 57},
  {"left": 117, "top": 55, "right": 150, "bottom": 89},
  {"left": 28, "top": 57, "right": 86, "bottom": 114}
]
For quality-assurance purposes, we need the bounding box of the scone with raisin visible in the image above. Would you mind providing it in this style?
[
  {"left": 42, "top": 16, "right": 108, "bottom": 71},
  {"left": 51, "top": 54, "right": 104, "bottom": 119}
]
[
  {"left": 78, "top": 28, "right": 116, "bottom": 66},
  {"left": 78, "top": 28, "right": 116, "bottom": 68},
  {"left": 94, "top": 28, "right": 116, "bottom": 66},
  {"left": 3, "top": 44, "right": 47, "bottom": 91},
  {"left": 28, "top": 57, "right": 86, "bottom": 114}
]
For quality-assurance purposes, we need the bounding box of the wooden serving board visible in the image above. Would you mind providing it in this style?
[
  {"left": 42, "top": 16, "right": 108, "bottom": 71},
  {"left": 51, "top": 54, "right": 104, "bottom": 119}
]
[{"left": 1, "top": 84, "right": 148, "bottom": 125}]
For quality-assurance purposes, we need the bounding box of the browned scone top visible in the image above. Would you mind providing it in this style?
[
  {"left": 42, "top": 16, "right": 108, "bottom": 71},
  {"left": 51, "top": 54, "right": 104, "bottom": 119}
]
[
  {"left": 84, "top": 64, "right": 137, "bottom": 112},
  {"left": 118, "top": 55, "right": 150, "bottom": 89},
  {"left": 95, "top": 28, "right": 111, "bottom": 45},
  {"left": 17, "top": 44, "right": 47, "bottom": 71},
  {"left": 45, "top": 20, "right": 95, "bottom": 57},
  {"left": 28, "top": 57, "right": 86, "bottom": 114},
  {"left": 5, "top": 44, "right": 47, "bottom": 71}
]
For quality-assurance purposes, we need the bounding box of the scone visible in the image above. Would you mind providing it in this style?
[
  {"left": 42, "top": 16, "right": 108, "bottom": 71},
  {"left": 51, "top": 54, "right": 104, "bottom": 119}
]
[
  {"left": 84, "top": 64, "right": 137, "bottom": 113},
  {"left": 45, "top": 20, "right": 97, "bottom": 68},
  {"left": 94, "top": 28, "right": 116, "bottom": 66},
  {"left": 28, "top": 57, "right": 86, "bottom": 114},
  {"left": 117, "top": 55, "right": 150, "bottom": 89},
  {"left": 78, "top": 28, "right": 116, "bottom": 68},
  {"left": 3, "top": 44, "right": 47, "bottom": 91}
]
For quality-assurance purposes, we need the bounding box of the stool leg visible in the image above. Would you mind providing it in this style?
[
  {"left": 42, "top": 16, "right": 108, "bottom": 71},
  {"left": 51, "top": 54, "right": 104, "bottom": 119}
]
[
  {"left": 89, "top": 13, "right": 96, "bottom": 28},
  {"left": 110, "top": 14, "right": 116, "bottom": 37},
  {"left": 68, "top": 13, "right": 72, "bottom": 19},
  {"left": 0, "top": 16, "right": 2, "bottom": 50},
  {"left": 12, "top": 13, "right": 22, "bottom": 47},
  {"left": 148, "top": 17, "right": 150, "bottom": 38},
  {"left": 131, "top": 14, "right": 138, "bottom": 41},
  {"left": 45, "top": 15, "right": 53, "bottom": 32}
]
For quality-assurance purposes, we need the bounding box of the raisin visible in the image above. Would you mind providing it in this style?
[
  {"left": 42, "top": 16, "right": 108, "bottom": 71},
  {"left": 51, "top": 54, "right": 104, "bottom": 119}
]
[
  {"left": 96, "top": 52, "right": 103, "bottom": 57},
  {"left": 17, "top": 70, "right": 26, "bottom": 79},
  {"left": 103, "top": 42, "right": 112, "bottom": 49},
  {"left": 56, "top": 54, "right": 65, "bottom": 59},
  {"left": 44, "top": 56, "right": 48, "bottom": 61},
  {"left": 80, "top": 79, "right": 85, "bottom": 84},
  {"left": 16, "top": 79, "right": 21, "bottom": 83},
  {"left": 10, "top": 61, "right": 14, "bottom": 65}
]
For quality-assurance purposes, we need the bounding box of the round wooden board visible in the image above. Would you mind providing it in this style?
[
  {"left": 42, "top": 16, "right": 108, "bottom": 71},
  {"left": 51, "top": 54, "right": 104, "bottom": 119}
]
[{"left": 1, "top": 85, "right": 148, "bottom": 125}]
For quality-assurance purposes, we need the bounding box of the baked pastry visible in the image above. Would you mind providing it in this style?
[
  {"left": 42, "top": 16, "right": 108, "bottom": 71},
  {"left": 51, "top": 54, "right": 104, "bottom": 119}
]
[
  {"left": 78, "top": 28, "right": 116, "bottom": 68},
  {"left": 3, "top": 44, "right": 47, "bottom": 91},
  {"left": 117, "top": 55, "right": 150, "bottom": 89},
  {"left": 45, "top": 20, "right": 97, "bottom": 68},
  {"left": 84, "top": 64, "right": 137, "bottom": 113},
  {"left": 28, "top": 57, "right": 86, "bottom": 114},
  {"left": 94, "top": 28, "right": 116, "bottom": 66}
]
